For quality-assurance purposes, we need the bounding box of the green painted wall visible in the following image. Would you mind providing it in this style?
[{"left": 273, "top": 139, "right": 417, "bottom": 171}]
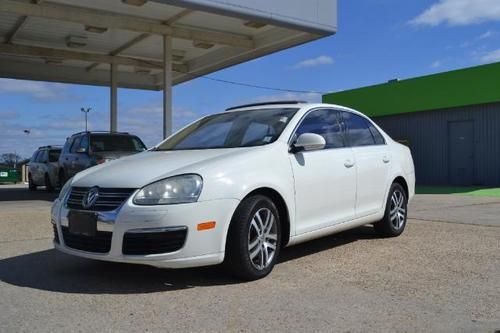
[{"left": 322, "top": 62, "right": 500, "bottom": 117}]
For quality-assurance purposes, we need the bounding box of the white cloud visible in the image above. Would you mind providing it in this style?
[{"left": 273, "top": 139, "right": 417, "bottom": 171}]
[
  {"left": 478, "top": 30, "right": 494, "bottom": 39},
  {"left": 479, "top": 49, "right": 500, "bottom": 63},
  {"left": 431, "top": 60, "right": 442, "bottom": 68},
  {"left": 410, "top": 0, "right": 500, "bottom": 26},
  {"left": 293, "top": 55, "right": 334, "bottom": 69},
  {"left": 0, "top": 79, "right": 73, "bottom": 101}
]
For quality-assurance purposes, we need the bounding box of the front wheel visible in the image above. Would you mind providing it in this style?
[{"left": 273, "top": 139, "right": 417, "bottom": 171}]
[
  {"left": 224, "top": 195, "right": 281, "bottom": 281},
  {"left": 374, "top": 183, "right": 408, "bottom": 237}
]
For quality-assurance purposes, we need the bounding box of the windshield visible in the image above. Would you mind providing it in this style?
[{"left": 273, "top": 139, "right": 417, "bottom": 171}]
[
  {"left": 90, "top": 135, "right": 146, "bottom": 152},
  {"left": 156, "top": 108, "right": 298, "bottom": 151}
]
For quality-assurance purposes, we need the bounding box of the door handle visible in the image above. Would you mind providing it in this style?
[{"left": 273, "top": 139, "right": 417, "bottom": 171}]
[
  {"left": 383, "top": 156, "right": 390, "bottom": 163},
  {"left": 344, "top": 160, "right": 355, "bottom": 168}
]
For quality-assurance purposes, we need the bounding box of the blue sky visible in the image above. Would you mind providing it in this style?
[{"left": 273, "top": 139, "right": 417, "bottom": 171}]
[{"left": 2, "top": 0, "right": 500, "bottom": 158}]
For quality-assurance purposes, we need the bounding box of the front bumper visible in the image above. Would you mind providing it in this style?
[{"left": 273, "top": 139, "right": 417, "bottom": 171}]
[{"left": 51, "top": 196, "right": 240, "bottom": 268}]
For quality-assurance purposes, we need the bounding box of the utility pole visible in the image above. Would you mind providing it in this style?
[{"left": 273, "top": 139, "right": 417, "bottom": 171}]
[{"left": 81, "top": 107, "right": 91, "bottom": 131}]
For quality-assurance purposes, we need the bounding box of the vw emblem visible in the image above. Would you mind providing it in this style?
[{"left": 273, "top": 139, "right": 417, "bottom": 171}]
[{"left": 82, "top": 186, "right": 99, "bottom": 209}]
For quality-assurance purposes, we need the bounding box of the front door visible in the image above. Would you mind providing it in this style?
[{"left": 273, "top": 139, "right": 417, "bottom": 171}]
[
  {"left": 289, "top": 109, "right": 356, "bottom": 235},
  {"left": 449, "top": 121, "right": 475, "bottom": 185}
]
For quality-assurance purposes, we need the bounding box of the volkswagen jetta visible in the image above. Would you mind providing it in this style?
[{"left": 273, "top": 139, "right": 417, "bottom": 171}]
[{"left": 51, "top": 101, "right": 415, "bottom": 280}]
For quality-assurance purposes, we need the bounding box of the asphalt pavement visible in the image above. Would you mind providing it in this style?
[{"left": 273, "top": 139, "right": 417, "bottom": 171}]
[{"left": 0, "top": 184, "right": 499, "bottom": 332}]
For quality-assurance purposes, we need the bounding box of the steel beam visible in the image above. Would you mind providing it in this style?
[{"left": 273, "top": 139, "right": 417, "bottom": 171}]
[
  {"left": 110, "top": 63, "right": 118, "bottom": 132},
  {"left": 0, "top": 43, "right": 187, "bottom": 72},
  {"left": 0, "top": 58, "right": 159, "bottom": 89},
  {"left": 85, "top": 33, "right": 186, "bottom": 72},
  {"left": 0, "top": 0, "right": 254, "bottom": 49}
]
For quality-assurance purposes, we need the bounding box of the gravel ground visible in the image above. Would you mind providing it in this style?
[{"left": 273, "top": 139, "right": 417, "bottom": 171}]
[{"left": 0, "top": 186, "right": 499, "bottom": 332}]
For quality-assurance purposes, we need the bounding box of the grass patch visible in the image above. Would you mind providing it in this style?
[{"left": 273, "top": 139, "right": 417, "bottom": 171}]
[{"left": 416, "top": 186, "right": 500, "bottom": 197}]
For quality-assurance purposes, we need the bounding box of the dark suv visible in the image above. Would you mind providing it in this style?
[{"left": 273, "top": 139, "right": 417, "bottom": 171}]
[{"left": 58, "top": 131, "right": 147, "bottom": 184}]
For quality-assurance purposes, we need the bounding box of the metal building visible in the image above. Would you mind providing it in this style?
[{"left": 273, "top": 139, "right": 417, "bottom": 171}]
[{"left": 323, "top": 62, "right": 500, "bottom": 186}]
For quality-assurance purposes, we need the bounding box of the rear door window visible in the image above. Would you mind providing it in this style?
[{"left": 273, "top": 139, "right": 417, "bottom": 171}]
[
  {"left": 48, "top": 150, "right": 61, "bottom": 162},
  {"left": 341, "top": 112, "right": 375, "bottom": 147},
  {"left": 368, "top": 122, "right": 385, "bottom": 145}
]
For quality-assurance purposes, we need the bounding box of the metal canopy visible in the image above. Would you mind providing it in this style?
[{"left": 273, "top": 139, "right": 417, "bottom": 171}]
[{"left": 0, "top": 0, "right": 337, "bottom": 90}]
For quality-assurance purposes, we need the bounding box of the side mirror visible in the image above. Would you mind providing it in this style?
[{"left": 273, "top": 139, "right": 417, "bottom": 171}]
[
  {"left": 291, "top": 133, "right": 326, "bottom": 153},
  {"left": 76, "top": 147, "right": 87, "bottom": 154}
]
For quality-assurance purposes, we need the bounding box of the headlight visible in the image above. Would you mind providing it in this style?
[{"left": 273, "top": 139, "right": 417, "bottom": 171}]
[
  {"left": 133, "top": 174, "right": 203, "bottom": 205},
  {"left": 58, "top": 177, "right": 73, "bottom": 201}
]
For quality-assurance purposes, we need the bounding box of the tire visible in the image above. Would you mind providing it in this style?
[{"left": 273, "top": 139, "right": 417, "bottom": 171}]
[
  {"left": 374, "top": 183, "right": 408, "bottom": 237},
  {"left": 45, "top": 174, "right": 54, "bottom": 193},
  {"left": 224, "top": 195, "right": 281, "bottom": 281},
  {"left": 28, "top": 174, "right": 37, "bottom": 191}
]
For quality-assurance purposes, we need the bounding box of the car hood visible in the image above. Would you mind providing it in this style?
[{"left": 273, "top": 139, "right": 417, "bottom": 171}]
[{"left": 72, "top": 148, "right": 252, "bottom": 188}]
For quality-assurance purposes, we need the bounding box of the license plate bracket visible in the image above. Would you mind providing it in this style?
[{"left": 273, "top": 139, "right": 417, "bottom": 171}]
[{"left": 68, "top": 211, "right": 97, "bottom": 237}]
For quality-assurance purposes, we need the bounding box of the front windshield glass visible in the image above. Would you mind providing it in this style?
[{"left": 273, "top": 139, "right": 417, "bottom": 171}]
[
  {"left": 90, "top": 135, "right": 146, "bottom": 152},
  {"left": 156, "top": 108, "right": 298, "bottom": 151}
]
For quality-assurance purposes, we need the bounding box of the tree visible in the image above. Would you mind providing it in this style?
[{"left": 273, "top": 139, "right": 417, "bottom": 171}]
[{"left": 0, "top": 153, "right": 22, "bottom": 168}]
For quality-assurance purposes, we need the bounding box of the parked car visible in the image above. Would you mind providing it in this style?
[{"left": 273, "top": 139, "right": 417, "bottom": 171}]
[
  {"left": 51, "top": 102, "right": 415, "bottom": 280},
  {"left": 58, "top": 131, "right": 147, "bottom": 185},
  {"left": 28, "top": 145, "right": 62, "bottom": 192}
]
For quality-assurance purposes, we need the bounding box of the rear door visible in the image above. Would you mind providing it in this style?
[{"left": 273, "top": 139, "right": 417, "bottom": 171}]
[
  {"left": 341, "top": 111, "right": 391, "bottom": 218},
  {"left": 289, "top": 109, "right": 357, "bottom": 234}
]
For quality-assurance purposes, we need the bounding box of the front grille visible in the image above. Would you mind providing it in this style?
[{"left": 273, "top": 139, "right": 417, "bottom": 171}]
[
  {"left": 66, "top": 187, "right": 136, "bottom": 211},
  {"left": 61, "top": 226, "right": 112, "bottom": 253},
  {"left": 122, "top": 227, "right": 187, "bottom": 255},
  {"left": 53, "top": 224, "right": 59, "bottom": 244}
]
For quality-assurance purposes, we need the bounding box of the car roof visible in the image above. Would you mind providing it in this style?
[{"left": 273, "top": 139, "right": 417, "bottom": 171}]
[
  {"left": 37, "top": 145, "right": 62, "bottom": 150},
  {"left": 225, "top": 101, "right": 365, "bottom": 116},
  {"left": 70, "top": 131, "right": 132, "bottom": 137}
]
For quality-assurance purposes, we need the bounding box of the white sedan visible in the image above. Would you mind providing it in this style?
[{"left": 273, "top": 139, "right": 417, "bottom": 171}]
[{"left": 51, "top": 102, "right": 415, "bottom": 280}]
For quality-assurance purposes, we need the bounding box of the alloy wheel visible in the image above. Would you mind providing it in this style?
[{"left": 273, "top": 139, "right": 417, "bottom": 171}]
[
  {"left": 390, "top": 190, "right": 406, "bottom": 230},
  {"left": 248, "top": 208, "right": 278, "bottom": 270}
]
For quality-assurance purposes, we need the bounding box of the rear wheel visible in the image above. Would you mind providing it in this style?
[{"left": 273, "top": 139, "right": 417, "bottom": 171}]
[
  {"left": 28, "top": 174, "right": 36, "bottom": 191},
  {"left": 224, "top": 195, "right": 281, "bottom": 281},
  {"left": 374, "top": 183, "right": 408, "bottom": 237},
  {"left": 45, "top": 174, "right": 54, "bottom": 192}
]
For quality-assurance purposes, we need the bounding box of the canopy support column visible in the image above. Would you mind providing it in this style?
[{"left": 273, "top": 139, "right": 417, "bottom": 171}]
[
  {"left": 110, "top": 62, "right": 118, "bottom": 132},
  {"left": 163, "top": 34, "right": 173, "bottom": 139}
]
